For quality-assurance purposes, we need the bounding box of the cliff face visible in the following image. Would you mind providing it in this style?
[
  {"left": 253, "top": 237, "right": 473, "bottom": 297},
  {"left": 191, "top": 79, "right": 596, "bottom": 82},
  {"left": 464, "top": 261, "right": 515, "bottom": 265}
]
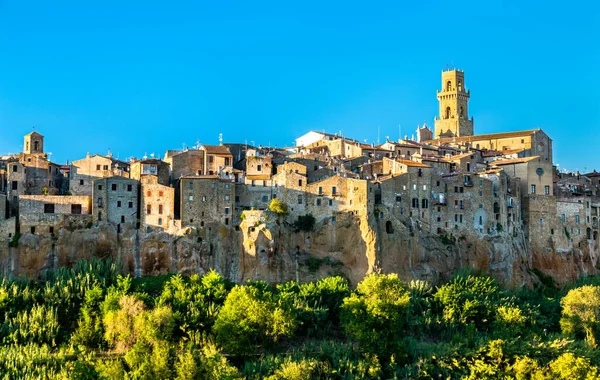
[{"left": 0, "top": 211, "right": 598, "bottom": 287}]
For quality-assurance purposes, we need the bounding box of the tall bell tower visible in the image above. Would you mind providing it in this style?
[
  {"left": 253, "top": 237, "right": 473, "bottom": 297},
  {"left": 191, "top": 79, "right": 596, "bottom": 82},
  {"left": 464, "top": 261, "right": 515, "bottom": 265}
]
[{"left": 434, "top": 69, "right": 474, "bottom": 138}]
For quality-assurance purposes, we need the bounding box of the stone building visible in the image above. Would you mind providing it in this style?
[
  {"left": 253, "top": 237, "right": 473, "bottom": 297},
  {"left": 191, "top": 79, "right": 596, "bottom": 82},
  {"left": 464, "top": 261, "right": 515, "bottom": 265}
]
[
  {"left": 433, "top": 69, "right": 474, "bottom": 138},
  {"left": 180, "top": 176, "right": 235, "bottom": 228},
  {"left": 200, "top": 145, "right": 233, "bottom": 176},
  {"left": 18, "top": 195, "right": 92, "bottom": 235},
  {"left": 0, "top": 194, "right": 6, "bottom": 220},
  {"left": 6, "top": 132, "right": 64, "bottom": 215},
  {"left": 130, "top": 158, "right": 171, "bottom": 187},
  {"left": 70, "top": 154, "right": 130, "bottom": 196},
  {"left": 92, "top": 177, "right": 139, "bottom": 227},
  {"left": 140, "top": 177, "right": 175, "bottom": 233}
]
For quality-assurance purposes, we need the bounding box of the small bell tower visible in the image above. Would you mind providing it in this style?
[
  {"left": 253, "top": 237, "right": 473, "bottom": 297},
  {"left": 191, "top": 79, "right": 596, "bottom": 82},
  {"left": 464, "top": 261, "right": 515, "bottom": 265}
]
[
  {"left": 23, "top": 131, "right": 44, "bottom": 155},
  {"left": 434, "top": 69, "right": 474, "bottom": 138}
]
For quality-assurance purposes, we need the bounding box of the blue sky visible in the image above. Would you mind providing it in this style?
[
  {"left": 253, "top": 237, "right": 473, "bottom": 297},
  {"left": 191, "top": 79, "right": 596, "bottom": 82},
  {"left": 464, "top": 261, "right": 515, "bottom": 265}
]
[{"left": 0, "top": 1, "right": 598, "bottom": 171}]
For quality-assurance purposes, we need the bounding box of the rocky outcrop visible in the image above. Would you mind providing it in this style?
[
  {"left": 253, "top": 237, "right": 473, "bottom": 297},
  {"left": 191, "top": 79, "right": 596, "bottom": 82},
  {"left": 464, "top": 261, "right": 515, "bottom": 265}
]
[{"left": 0, "top": 211, "right": 598, "bottom": 287}]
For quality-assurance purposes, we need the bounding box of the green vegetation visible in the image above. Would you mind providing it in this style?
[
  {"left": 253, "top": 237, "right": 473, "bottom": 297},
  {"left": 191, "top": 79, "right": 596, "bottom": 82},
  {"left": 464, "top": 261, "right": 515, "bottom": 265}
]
[
  {"left": 268, "top": 198, "right": 289, "bottom": 216},
  {"left": 293, "top": 214, "right": 316, "bottom": 233},
  {"left": 2, "top": 260, "right": 600, "bottom": 378}
]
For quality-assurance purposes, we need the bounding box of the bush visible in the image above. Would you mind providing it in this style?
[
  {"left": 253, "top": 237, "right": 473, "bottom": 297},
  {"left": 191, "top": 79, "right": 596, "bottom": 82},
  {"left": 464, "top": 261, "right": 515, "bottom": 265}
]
[
  {"left": 268, "top": 198, "right": 289, "bottom": 216},
  {"left": 214, "top": 285, "right": 296, "bottom": 355},
  {"left": 294, "top": 214, "right": 316, "bottom": 233},
  {"left": 560, "top": 285, "right": 600, "bottom": 347},
  {"left": 341, "top": 273, "right": 410, "bottom": 355}
]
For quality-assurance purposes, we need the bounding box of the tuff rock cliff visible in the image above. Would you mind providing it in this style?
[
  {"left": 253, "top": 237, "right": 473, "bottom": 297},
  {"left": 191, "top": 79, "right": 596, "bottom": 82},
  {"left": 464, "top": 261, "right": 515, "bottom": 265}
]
[{"left": 0, "top": 211, "right": 598, "bottom": 287}]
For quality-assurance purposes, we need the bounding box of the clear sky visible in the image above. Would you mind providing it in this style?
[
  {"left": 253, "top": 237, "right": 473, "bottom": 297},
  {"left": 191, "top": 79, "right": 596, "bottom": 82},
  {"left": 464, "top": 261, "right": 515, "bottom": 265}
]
[{"left": 0, "top": 1, "right": 598, "bottom": 171}]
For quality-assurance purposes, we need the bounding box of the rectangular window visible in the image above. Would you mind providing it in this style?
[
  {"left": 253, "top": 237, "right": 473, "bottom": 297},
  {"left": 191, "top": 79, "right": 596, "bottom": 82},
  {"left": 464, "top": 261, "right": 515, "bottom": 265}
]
[
  {"left": 561, "top": 214, "right": 566, "bottom": 223},
  {"left": 545, "top": 185, "right": 550, "bottom": 195},
  {"left": 11, "top": 181, "right": 18, "bottom": 190},
  {"left": 332, "top": 186, "right": 337, "bottom": 195},
  {"left": 395, "top": 195, "right": 401, "bottom": 202},
  {"left": 454, "top": 186, "right": 458, "bottom": 193},
  {"left": 111, "top": 183, "right": 117, "bottom": 191},
  {"left": 298, "top": 195, "right": 303, "bottom": 204},
  {"left": 117, "top": 201, "right": 122, "bottom": 207},
  {"left": 318, "top": 187, "right": 323, "bottom": 194},
  {"left": 189, "top": 182, "right": 193, "bottom": 189},
  {"left": 96, "top": 165, "right": 101, "bottom": 170},
  {"left": 158, "top": 218, "right": 163, "bottom": 226},
  {"left": 459, "top": 187, "right": 464, "bottom": 193},
  {"left": 298, "top": 179, "right": 303, "bottom": 186},
  {"left": 49, "top": 226, "right": 54, "bottom": 234},
  {"left": 128, "top": 201, "right": 133, "bottom": 208},
  {"left": 459, "top": 214, "right": 463, "bottom": 223},
  {"left": 202, "top": 196, "right": 206, "bottom": 202},
  {"left": 44, "top": 204, "right": 55, "bottom": 214},
  {"left": 225, "top": 195, "right": 230, "bottom": 201},
  {"left": 262, "top": 195, "right": 268, "bottom": 202},
  {"left": 531, "top": 184, "right": 536, "bottom": 194},
  {"left": 225, "top": 217, "right": 229, "bottom": 225},
  {"left": 71, "top": 204, "right": 82, "bottom": 214},
  {"left": 189, "top": 195, "right": 194, "bottom": 201},
  {"left": 257, "top": 165, "right": 262, "bottom": 172},
  {"left": 103, "top": 165, "right": 109, "bottom": 170},
  {"left": 225, "top": 158, "right": 230, "bottom": 166},
  {"left": 147, "top": 191, "right": 152, "bottom": 197},
  {"left": 79, "top": 179, "right": 84, "bottom": 186},
  {"left": 97, "top": 197, "right": 103, "bottom": 208},
  {"left": 147, "top": 205, "right": 151, "bottom": 215},
  {"left": 98, "top": 184, "right": 103, "bottom": 190},
  {"left": 225, "top": 207, "right": 230, "bottom": 215},
  {"left": 127, "top": 184, "right": 133, "bottom": 192},
  {"left": 121, "top": 215, "right": 125, "bottom": 223},
  {"left": 12, "top": 165, "right": 17, "bottom": 172},
  {"left": 159, "top": 191, "right": 164, "bottom": 197},
  {"left": 235, "top": 196, "right": 240, "bottom": 202},
  {"left": 576, "top": 215, "right": 580, "bottom": 224},
  {"left": 328, "top": 199, "right": 333, "bottom": 206},
  {"left": 158, "top": 204, "right": 163, "bottom": 215},
  {"left": 316, "top": 198, "right": 322, "bottom": 206}
]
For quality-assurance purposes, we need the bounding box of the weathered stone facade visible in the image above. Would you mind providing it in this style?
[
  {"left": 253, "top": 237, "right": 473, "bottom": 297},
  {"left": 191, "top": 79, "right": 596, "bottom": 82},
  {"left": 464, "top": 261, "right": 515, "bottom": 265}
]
[
  {"left": 70, "top": 154, "right": 130, "bottom": 196},
  {"left": 18, "top": 195, "right": 92, "bottom": 236},
  {"left": 140, "top": 178, "right": 175, "bottom": 233},
  {"left": 92, "top": 177, "right": 139, "bottom": 227},
  {"left": 180, "top": 176, "right": 235, "bottom": 228}
]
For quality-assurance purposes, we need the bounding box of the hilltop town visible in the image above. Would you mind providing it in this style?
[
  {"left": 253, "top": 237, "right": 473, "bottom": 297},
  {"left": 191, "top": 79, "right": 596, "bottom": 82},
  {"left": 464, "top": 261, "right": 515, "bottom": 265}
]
[{"left": 1, "top": 69, "right": 598, "bottom": 285}]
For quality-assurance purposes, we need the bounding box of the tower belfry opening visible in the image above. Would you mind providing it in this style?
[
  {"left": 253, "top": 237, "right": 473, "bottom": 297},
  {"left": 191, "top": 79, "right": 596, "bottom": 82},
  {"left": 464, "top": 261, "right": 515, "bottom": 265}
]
[{"left": 434, "top": 69, "right": 474, "bottom": 138}]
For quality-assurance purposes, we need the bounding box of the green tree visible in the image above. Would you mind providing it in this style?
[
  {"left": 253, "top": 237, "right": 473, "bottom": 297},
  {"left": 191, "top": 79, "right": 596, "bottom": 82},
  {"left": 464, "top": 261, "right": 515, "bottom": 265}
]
[
  {"left": 214, "top": 285, "right": 296, "bottom": 355},
  {"left": 433, "top": 274, "right": 500, "bottom": 329},
  {"left": 340, "top": 273, "right": 410, "bottom": 355},
  {"left": 560, "top": 285, "right": 600, "bottom": 347},
  {"left": 268, "top": 198, "right": 289, "bottom": 216}
]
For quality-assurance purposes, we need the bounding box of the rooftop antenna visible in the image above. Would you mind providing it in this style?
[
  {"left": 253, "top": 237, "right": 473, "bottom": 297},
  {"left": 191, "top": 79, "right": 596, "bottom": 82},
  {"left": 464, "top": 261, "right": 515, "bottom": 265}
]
[
  {"left": 195, "top": 139, "right": 201, "bottom": 150},
  {"left": 143, "top": 152, "right": 147, "bottom": 160},
  {"left": 219, "top": 133, "right": 223, "bottom": 145}
]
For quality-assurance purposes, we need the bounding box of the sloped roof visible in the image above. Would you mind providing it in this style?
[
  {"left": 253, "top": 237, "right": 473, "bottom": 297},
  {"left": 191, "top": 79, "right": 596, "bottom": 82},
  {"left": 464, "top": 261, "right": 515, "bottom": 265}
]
[
  {"left": 427, "top": 129, "right": 543, "bottom": 144},
  {"left": 490, "top": 156, "right": 539, "bottom": 166},
  {"left": 202, "top": 145, "right": 232, "bottom": 155}
]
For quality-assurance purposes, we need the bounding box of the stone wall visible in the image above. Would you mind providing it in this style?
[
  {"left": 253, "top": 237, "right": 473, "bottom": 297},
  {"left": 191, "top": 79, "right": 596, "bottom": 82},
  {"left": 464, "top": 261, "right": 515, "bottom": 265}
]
[
  {"left": 92, "top": 177, "right": 139, "bottom": 226},
  {"left": 180, "top": 177, "right": 235, "bottom": 228}
]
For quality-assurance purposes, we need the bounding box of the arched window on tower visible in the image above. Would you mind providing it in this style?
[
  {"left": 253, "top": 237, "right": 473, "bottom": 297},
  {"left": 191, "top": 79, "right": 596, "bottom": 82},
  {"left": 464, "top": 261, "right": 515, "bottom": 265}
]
[
  {"left": 445, "top": 107, "right": 451, "bottom": 119},
  {"left": 458, "top": 80, "right": 462, "bottom": 91},
  {"left": 34, "top": 141, "right": 39, "bottom": 152},
  {"left": 460, "top": 106, "right": 464, "bottom": 118},
  {"left": 446, "top": 81, "right": 452, "bottom": 91}
]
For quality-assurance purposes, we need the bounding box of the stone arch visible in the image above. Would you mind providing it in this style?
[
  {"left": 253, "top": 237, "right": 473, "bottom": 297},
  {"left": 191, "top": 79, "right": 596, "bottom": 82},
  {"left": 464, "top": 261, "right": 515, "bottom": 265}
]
[
  {"left": 493, "top": 202, "right": 500, "bottom": 214},
  {"left": 446, "top": 81, "right": 452, "bottom": 91},
  {"left": 34, "top": 141, "right": 39, "bottom": 151},
  {"left": 460, "top": 106, "right": 464, "bottom": 118},
  {"left": 457, "top": 80, "right": 462, "bottom": 91},
  {"left": 445, "top": 107, "right": 451, "bottom": 119},
  {"left": 587, "top": 228, "right": 592, "bottom": 239}
]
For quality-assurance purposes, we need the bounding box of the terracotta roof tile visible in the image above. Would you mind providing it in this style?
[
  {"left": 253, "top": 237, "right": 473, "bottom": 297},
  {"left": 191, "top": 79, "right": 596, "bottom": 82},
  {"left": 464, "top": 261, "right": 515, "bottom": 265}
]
[
  {"left": 489, "top": 156, "right": 539, "bottom": 166},
  {"left": 202, "top": 145, "right": 232, "bottom": 155}
]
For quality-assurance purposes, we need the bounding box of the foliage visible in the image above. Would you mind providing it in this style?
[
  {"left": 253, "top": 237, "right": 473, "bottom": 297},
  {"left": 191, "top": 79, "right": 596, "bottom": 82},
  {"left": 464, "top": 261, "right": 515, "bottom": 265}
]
[
  {"left": 4, "top": 259, "right": 600, "bottom": 378},
  {"left": 268, "top": 198, "right": 289, "bottom": 216},
  {"left": 341, "top": 273, "right": 410, "bottom": 356},
  {"left": 293, "top": 214, "right": 316, "bottom": 233},
  {"left": 560, "top": 285, "right": 600, "bottom": 347},
  {"left": 213, "top": 285, "right": 296, "bottom": 355}
]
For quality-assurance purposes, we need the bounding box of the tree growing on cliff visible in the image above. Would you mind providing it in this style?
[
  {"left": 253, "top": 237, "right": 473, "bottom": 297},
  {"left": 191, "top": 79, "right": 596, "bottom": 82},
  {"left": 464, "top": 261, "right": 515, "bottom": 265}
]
[
  {"left": 268, "top": 198, "right": 289, "bottom": 217},
  {"left": 560, "top": 285, "right": 600, "bottom": 347},
  {"left": 293, "top": 214, "right": 316, "bottom": 233}
]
